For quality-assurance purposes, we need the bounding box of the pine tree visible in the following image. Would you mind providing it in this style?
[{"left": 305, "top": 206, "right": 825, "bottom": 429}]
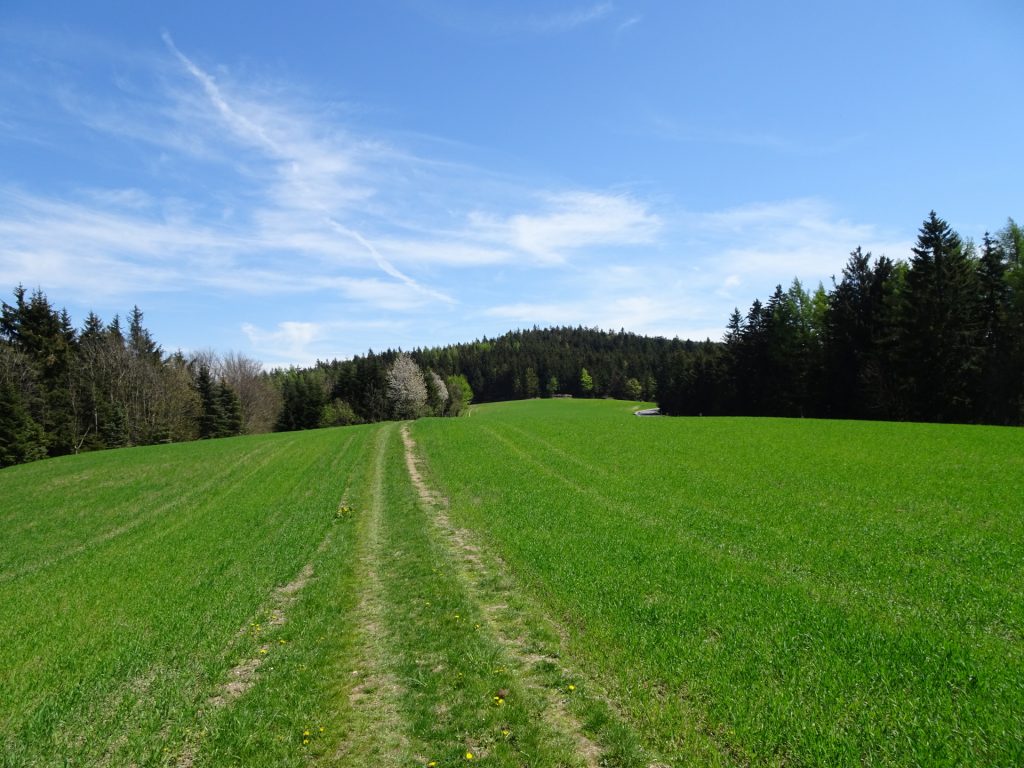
[
  {"left": 898, "top": 212, "right": 984, "bottom": 421},
  {"left": 128, "top": 306, "right": 162, "bottom": 362},
  {"left": 0, "top": 378, "right": 47, "bottom": 466},
  {"left": 194, "top": 364, "right": 223, "bottom": 438},
  {"left": 0, "top": 286, "right": 76, "bottom": 455},
  {"left": 217, "top": 382, "right": 243, "bottom": 436},
  {"left": 976, "top": 233, "right": 1014, "bottom": 422},
  {"left": 825, "top": 249, "right": 901, "bottom": 418}
]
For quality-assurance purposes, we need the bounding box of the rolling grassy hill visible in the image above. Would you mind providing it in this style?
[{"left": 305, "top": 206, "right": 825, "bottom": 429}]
[{"left": 2, "top": 400, "right": 1022, "bottom": 766}]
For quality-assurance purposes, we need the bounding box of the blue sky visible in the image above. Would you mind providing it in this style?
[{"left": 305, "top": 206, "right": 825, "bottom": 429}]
[{"left": 1, "top": 1, "right": 1021, "bottom": 367}]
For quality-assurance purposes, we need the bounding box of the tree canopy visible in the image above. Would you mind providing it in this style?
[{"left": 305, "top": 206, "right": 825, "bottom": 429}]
[{"left": 659, "top": 213, "right": 1024, "bottom": 426}]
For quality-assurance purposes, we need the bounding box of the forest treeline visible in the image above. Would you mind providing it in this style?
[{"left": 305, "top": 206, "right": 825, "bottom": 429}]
[
  {"left": 2, "top": 211, "right": 1021, "bottom": 468},
  {"left": 0, "top": 289, "right": 672, "bottom": 467},
  {"left": 660, "top": 212, "right": 1024, "bottom": 423}
]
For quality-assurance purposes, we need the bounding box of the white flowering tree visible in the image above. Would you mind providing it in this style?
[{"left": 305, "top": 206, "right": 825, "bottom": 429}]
[
  {"left": 386, "top": 353, "right": 428, "bottom": 419},
  {"left": 425, "top": 370, "right": 449, "bottom": 415}
]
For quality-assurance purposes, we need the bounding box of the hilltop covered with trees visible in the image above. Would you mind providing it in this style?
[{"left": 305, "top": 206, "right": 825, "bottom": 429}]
[
  {"left": 3, "top": 211, "right": 1022, "bottom": 469},
  {"left": 0, "top": 290, "right": 677, "bottom": 468},
  {"left": 270, "top": 325, "right": 679, "bottom": 431}
]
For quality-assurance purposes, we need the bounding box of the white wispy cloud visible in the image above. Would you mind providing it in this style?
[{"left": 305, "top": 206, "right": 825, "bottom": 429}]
[
  {"left": 241, "top": 320, "right": 322, "bottom": 361},
  {"left": 241, "top": 317, "right": 405, "bottom": 366},
  {"left": 0, "top": 31, "right": 915, "bottom": 361},
  {"left": 646, "top": 115, "right": 866, "bottom": 157},
  {"left": 483, "top": 198, "right": 911, "bottom": 342},
  {"left": 1, "top": 33, "right": 665, "bottom": 319},
  {"left": 615, "top": 16, "right": 643, "bottom": 37},
  {"left": 525, "top": 2, "right": 615, "bottom": 33},
  {"left": 467, "top": 192, "right": 661, "bottom": 264},
  {"left": 162, "top": 32, "right": 446, "bottom": 302},
  {"left": 679, "top": 198, "right": 911, "bottom": 293}
]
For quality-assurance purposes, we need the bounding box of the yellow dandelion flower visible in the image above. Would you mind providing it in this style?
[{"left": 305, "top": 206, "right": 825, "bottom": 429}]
[
  {"left": 567, "top": 684, "right": 576, "bottom": 691},
  {"left": 303, "top": 730, "right": 311, "bottom": 736},
  {"left": 465, "top": 752, "right": 474, "bottom": 760},
  {"left": 259, "top": 648, "right": 269, "bottom": 655},
  {"left": 303, "top": 738, "right": 309, "bottom": 745}
]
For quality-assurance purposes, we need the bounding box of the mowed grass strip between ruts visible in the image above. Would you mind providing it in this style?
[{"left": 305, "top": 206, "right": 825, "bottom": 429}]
[
  {"left": 335, "top": 421, "right": 621, "bottom": 766},
  {"left": 412, "top": 399, "right": 1024, "bottom": 767}
]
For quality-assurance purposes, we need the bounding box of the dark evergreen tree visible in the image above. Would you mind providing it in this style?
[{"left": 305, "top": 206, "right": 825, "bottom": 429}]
[
  {"left": 0, "top": 286, "right": 76, "bottom": 454},
  {"left": 217, "top": 382, "right": 243, "bottom": 437},
  {"left": 659, "top": 342, "right": 728, "bottom": 415},
  {"left": 128, "top": 305, "right": 162, "bottom": 363},
  {"left": 0, "top": 377, "right": 47, "bottom": 466},
  {"left": 275, "top": 368, "right": 327, "bottom": 431},
  {"left": 897, "top": 212, "right": 983, "bottom": 421},
  {"left": 194, "top": 363, "right": 223, "bottom": 439},
  {"left": 824, "top": 249, "right": 901, "bottom": 418},
  {"left": 976, "top": 233, "right": 1016, "bottom": 423}
]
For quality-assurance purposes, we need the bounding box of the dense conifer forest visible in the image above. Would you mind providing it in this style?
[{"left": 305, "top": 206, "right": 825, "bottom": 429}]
[
  {"left": 2, "top": 212, "right": 1021, "bottom": 468},
  {"left": 659, "top": 213, "right": 1024, "bottom": 424}
]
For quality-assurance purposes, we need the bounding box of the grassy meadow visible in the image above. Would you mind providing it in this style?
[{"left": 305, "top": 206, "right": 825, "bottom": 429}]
[
  {"left": 414, "top": 401, "right": 1024, "bottom": 766},
  {"left": 1, "top": 399, "right": 1022, "bottom": 766}
]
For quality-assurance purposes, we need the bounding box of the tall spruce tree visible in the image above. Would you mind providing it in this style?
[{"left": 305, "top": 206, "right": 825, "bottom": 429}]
[
  {"left": 898, "top": 212, "right": 983, "bottom": 421},
  {"left": 825, "top": 248, "right": 901, "bottom": 418},
  {"left": 0, "top": 286, "right": 76, "bottom": 454},
  {"left": 0, "top": 377, "right": 47, "bottom": 466},
  {"left": 976, "top": 233, "right": 1016, "bottom": 423},
  {"left": 194, "top": 363, "right": 222, "bottom": 439},
  {"left": 216, "top": 382, "right": 243, "bottom": 436}
]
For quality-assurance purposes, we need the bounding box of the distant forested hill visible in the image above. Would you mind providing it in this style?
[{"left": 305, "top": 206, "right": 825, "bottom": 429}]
[
  {"left": 0, "top": 296, "right": 695, "bottom": 468},
  {"left": 4, "top": 211, "right": 1022, "bottom": 469},
  {"left": 295, "top": 326, "right": 692, "bottom": 427}
]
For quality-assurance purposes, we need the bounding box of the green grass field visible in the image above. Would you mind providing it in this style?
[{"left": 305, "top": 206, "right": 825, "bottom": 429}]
[{"left": 2, "top": 400, "right": 1022, "bottom": 766}]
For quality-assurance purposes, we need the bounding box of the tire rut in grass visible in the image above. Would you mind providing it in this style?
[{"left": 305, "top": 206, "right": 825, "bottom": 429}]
[
  {"left": 401, "top": 423, "right": 646, "bottom": 767},
  {"left": 170, "top": 532, "right": 333, "bottom": 768},
  {"left": 206, "top": 556, "right": 318, "bottom": 709},
  {"left": 169, "top": 437, "right": 362, "bottom": 768},
  {"left": 334, "top": 424, "right": 411, "bottom": 766}
]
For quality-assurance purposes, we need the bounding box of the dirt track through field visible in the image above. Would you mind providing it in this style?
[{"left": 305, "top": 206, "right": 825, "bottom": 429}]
[
  {"left": 335, "top": 424, "right": 411, "bottom": 765},
  {"left": 400, "top": 424, "right": 609, "bottom": 768}
]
